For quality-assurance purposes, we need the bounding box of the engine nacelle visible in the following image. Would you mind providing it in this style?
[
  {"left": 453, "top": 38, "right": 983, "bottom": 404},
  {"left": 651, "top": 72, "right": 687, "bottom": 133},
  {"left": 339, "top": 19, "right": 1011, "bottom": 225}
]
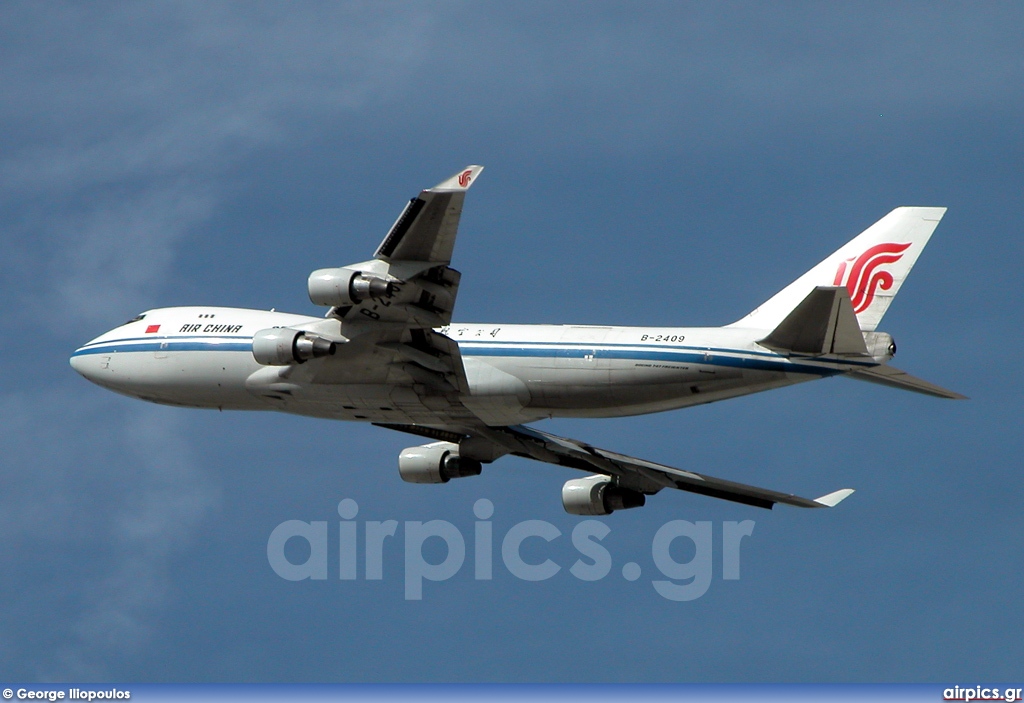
[
  {"left": 398, "top": 442, "right": 483, "bottom": 484},
  {"left": 562, "top": 475, "right": 646, "bottom": 516},
  {"left": 251, "top": 328, "right": 337, "bottom": 365},
  {"left": 863, "top": 331, "right": 896, "bottom": 362},
  {"left": 308, "top": 267, "right": 394, "bottom": 307}
]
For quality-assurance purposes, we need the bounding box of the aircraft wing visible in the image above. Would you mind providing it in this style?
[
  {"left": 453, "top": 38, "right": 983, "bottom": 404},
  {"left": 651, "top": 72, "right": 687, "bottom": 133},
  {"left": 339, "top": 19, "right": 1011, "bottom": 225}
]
[
  {"left": 302, "top": 168, "right": 486, "bottom": 417},
  {"left": 378, "top": 422, "right": 854, "bottom": 510},
  {"left": 375, "top": 165, "right": 484, "bottom": 265},
  {"left": 322, "top": 166, "right": 484, "bottom": 333},
  {"left": 320, "top": 166, "right": 483, "bottom": 333}
]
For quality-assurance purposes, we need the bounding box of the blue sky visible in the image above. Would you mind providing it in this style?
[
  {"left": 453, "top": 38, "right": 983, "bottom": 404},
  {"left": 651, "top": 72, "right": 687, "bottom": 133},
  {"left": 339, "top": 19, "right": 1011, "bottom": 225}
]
[{"left": 1, "top": 2, "right": 1021, "bottom": 682}]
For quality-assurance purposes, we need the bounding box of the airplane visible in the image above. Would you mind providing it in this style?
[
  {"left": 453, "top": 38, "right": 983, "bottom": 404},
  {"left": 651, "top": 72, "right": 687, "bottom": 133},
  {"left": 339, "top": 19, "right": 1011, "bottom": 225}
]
[{"left": 70, "top": 166, "right": 964, "bottom": 516}]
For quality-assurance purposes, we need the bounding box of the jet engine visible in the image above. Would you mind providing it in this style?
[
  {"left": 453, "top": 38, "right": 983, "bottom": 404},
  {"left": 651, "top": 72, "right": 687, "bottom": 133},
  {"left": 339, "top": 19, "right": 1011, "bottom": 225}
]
[
  {"left": 308, "top": 267, "right": 395, "bottom": 307},
  {"left": 561, "top": 474, "right": 646, "bottom": 515},
  {"left": 398, "top": 442, "right": 482, "bottom": 484},
  {"left": 251, "top": 328, "right": 337, "bottom": 365}
]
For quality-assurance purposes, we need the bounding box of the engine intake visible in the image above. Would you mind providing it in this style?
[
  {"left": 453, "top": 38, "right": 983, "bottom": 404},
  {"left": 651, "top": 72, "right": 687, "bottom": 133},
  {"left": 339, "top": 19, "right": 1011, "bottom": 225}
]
[
  {"left": 308, "top": 267, "right": 395, "bottom": 307},
  {"left": 251, "top": 328, "right": 337, "bottom": 365},
  {"left": 562, "top": 475, "right": 646, "bottom": 515},
  {"left": 398, "top": 442, "right": 482, "bottom": 484}
]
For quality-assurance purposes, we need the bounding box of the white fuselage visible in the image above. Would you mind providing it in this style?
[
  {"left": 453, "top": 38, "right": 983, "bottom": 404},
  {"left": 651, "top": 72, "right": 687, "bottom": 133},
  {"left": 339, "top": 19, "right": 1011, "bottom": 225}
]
[{"left": 70, "top": 306, "right": 874, "bottom": 427}]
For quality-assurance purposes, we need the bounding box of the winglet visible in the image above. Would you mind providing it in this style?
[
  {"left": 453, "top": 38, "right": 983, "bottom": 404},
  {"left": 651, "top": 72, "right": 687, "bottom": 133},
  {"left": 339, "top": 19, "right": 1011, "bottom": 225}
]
[
  {"left": 431, "top": 165, "right": 484, "bottom": 192},
  {"left": 814, "top": 488, "right": 855, "bottom": 507}
]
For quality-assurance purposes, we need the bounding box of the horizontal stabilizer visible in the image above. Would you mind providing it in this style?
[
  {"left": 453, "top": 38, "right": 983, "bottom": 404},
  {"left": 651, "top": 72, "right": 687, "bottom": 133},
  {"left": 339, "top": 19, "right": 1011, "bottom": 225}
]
[
  {"left": 758, "top": 286, "right": 868, "bottom": 356},
  {"left": 846, "top": 364, "right": 966, "bottom": 399}
]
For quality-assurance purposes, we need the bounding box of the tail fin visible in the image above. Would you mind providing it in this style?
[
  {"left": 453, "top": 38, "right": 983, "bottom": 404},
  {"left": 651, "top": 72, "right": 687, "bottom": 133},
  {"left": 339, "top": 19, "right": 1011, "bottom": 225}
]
[{"left": 731, "top": 207, "right": 947, "bottom": 332}]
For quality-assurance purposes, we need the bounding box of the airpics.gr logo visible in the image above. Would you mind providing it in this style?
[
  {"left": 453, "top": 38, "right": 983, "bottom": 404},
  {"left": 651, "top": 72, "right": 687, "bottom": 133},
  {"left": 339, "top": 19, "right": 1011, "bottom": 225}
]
[
  {"left": 832, "top": 241, "right": 912, "bottom": 314},
  {"left": 266, "top": 498, "right": 756, "bottom": 601},
  {"left": 457, "top": 169, "right": 473, "bottom": 187}
]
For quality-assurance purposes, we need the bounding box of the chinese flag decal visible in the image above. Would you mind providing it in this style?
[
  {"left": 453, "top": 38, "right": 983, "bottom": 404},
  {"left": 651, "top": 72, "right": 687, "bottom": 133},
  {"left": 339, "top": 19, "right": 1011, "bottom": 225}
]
[{"left": 145, "top": 324, "right": 161, "bottom": 333}]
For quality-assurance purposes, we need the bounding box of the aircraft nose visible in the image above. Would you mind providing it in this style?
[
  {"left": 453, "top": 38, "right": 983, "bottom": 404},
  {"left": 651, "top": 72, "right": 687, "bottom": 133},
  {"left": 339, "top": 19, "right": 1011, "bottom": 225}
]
[
  {"left": 69, "top": 347, "right": 109, "bottom": 386},
  {"left": 70, "top": 349, "right": 92, "bottom": 378}
]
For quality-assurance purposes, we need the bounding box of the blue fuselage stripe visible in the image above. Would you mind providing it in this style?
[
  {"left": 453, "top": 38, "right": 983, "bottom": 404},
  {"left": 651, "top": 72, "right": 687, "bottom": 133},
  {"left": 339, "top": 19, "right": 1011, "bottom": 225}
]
[
  {"left": 72, "top": 335, "right": 868, "bottom": 378},
  {"left": 460, "top": 345, "right": 843, "bottom": 376},
  {"left": 72, "top": 340, "right": 253, "bottom": 355}
]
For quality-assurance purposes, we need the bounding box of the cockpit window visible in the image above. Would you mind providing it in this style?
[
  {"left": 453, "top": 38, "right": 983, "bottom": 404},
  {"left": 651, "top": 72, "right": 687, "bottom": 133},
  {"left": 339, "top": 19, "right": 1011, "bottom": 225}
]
[{"left": 125, "top": 314, "right": 146, "bottom": 324}]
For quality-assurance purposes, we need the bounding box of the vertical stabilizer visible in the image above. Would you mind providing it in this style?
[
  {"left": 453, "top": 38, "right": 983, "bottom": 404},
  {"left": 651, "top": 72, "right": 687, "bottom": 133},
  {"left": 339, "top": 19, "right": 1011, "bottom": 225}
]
[{"left": 731, "top": 207, "right": 946, "bottom": 332}]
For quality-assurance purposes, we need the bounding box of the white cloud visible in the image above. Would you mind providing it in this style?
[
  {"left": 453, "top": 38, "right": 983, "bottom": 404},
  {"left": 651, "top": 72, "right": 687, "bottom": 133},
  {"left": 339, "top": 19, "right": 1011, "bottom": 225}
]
[
  {"left": 0, "top": 3, "right": 436, "bottom": 333},
  {"left": 0, "top": 3, "right": 440, "bottom": 678}
]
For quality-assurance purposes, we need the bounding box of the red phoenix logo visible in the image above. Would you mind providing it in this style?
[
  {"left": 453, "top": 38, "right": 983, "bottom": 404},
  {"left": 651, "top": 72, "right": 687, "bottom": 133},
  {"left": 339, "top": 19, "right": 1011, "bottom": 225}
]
[
  {"left": 833, "top": 242, "right": 912, "bottom": 314},
  {"left": 457, "top": 169, "right": 473, "bottom": 187}
]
